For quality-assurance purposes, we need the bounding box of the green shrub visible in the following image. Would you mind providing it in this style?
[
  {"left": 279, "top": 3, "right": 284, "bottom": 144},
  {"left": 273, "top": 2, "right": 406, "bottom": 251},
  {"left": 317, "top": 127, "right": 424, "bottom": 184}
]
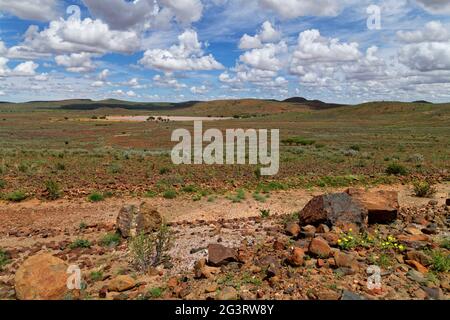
[
  {"left": 162, "top": 189, "right": 177, "bottom": 199},
  {"left": 260, "top": 209, "right": 270, "bottom": 218},
  {"left": 0, "top": 249, "right": 10, "bottom": 271},
  {"left": 253, "top": 192, "right": 267, "bottom": 203},
  {"left": 159, "top": 167, "right": 170, "bottom": 175},
  {"left": 90, "top": 271, "right": 104, "bottom": 282},
  {"left": 228, "top": 189, "right": 246, "bottom": 203},
  {"left": 69, "top": 239, "right": 92, "bottom": 249},
  {"left": 101, "top": 233, "right": 121, "bottom": 247},
  {"left": 79, "top": 222, "right": 87, "bottom": 230},
  {"left": 129, "top": 225, "right": 172, "bottom": 273},
  {"left": 5, "top": 190, "right": 27, "bottom": 202},
  {"left": 56, "top": 162, "right": 66, "bottom": 171},
  {"left": 148, "top": 287, "right": 164, "bottom": 299},
  {"left": 88, "top": 192, "right": 104, "bottom": 202},
  {"left": 182, "top": 185, "right": 197, "bottom": 193},
  {"left": 385, "top": 162, "right": 408, "bottom": 175},
  {"left": 108, "top": 163, "right": 122, "bottom": 174},
  {"left": 430, "top": 250, "right": 450, "bottom": 273},
  {"left": 144, "top": 190, "right": 158, "bottom": 198},
  {"left": 0, "top": 179, "right": 5, "bottom": 189},
  {"left": 412, "top": 180, "right": 436, "bottom": 198},
  {"left": 45, "top": 180, "right": 61, "bottom": 200}
]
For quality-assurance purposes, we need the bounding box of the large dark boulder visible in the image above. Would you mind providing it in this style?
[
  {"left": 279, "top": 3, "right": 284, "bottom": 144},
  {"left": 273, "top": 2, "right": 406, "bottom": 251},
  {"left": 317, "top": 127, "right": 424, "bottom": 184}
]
[
  {"left": 299, "top": 193, "right": 368, "bottom": 230},
  {"left": 345, "top": 188, "right": 399, "bottom": 224}
]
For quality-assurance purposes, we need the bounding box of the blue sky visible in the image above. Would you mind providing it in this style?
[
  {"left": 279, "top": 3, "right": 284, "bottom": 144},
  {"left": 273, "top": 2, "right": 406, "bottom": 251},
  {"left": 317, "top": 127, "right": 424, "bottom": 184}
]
[{"left": 1, "top": 0, "right": 450, "bottom": 103}]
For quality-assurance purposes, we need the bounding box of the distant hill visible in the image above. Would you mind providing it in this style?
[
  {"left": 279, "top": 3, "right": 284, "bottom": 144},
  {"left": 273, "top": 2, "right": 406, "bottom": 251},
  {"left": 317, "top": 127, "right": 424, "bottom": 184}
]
[{"left": 283, "top": 97, "right": 346, "bottom": 109}]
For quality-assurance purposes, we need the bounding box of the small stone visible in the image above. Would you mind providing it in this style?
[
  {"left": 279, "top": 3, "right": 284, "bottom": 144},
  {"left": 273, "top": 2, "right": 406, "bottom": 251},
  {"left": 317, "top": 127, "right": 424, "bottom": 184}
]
[
  {"left": 405, "top": 227, "right": 423, "bottom": 236},
  {"left": 167, "top": 277, "right": 178, "bottom": 289},
  {"left": 406, "top": 250, "right": 432, "bottom": 266},
  {"left": 407, "top": 270, "right": 427, "bottom": 284},
  {"left": 208, "top": 244, "right": 238, "bottom": 266},
  {"left": 287, "top": 247, "right": 305, "bottom": 267},
  {"left": 341, "top": 290, "right": 365, "bottom": 300},
  {"left": 99, "top": 286, "right": 108, "bottom": 299},
  {"left": 108, "top": 275, "right": 136, "bottom": 292},
  {"left": 285, "top": 222, "right": 301, "bottom": 237},
  {"left": 205, "top": 283, "right": 218, "bottom": 293},
  {"left": 216, "top": 286, "right": 238, "bottom": 300},
  {"left": 316, "top": 224, "right": 330, "bottom": 234},
  {"left": 428, "top": 200, "right": 438, "bottom": 206},
  {"left": 309, "top": 237, "right": 331, "bottom": 258},
  {"left": 422, "top": 286, "right": 444, "bottom": 300},
  {"left": 334, "top": 251, "right": 357, "bottom": 269},
  {"left": 273, "top": 240, "right": 285, "bottom": 250},
  {"left": 194, "top": 258, "right": 220, "bottom": 279},
  {"left": 406, "top": 260, "right": 428, "bottom": 274}
]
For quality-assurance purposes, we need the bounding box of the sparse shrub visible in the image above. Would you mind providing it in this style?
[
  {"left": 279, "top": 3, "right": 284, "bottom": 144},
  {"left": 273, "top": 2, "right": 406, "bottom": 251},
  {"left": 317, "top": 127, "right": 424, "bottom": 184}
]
[
  {"left": 349, "top": 145, "right": 360, "bottom": 151},
  {"left": 5, "top": 190, "right": 27, "bottom": 202},
  {"left": 56, "top": 162, "right": 66, "bottom": 171},
  {"left": 101, "top": 232, "right": 121, "bottom": 247},
  {"left": 45, "top": 180, "right": 61, "bottom": 200},
  {"left": 69, "top": 239, "right": 91, "bottom": 249},
  {"left": 260, "top": 209, "right": 270, "bottom": 218},
  {"left": 429, "top": 250, "right": 450, "bottom": 273},
  {"left": 0, "top": 179, "right": 5, "bottom": 189},
  {"left": 192, "top": 194, "right": 202, "bottom": 201},
  {"left": 412, "top": 180, "right": 436, "bottom": 198},
  {"left": 129, "top": 225, "right": 172, "bottom": 273},
  {"left": 88, "top": 192, "right": 104, "bottom": 202},
  {"left": 282, "top": 136, "right": 315, "bottom": 146},
  {"left": 148, "top": 287, "right": 164, "bottom": 299},
  {"left": 407, "top": 153, "right": 424, "bottom": 163},
  {"left": 440, "top": 238, "right": 450, "bottom": 249},
  {"left": 182, "top": 185, "right": 197, "bottom": 193},
  {"left": 386, "top": 162, "right": 408, "bottom": 176},
  {"left": 159, "top": 167, "right": 170, "bottom": 175},
  {"left": 162, "top": 189, "right": 177, "bottom": 199},
  {"left": 228, "top": 189, "right": 246, "bottom": 203},
  {"left": 0, "top": 249, "right": 10, "bottom": 271},
  {"left": 108, "top": 163, "right": 122, "bottom": 174},
  {"left": 342, "top": 149, "right": 358, "bottom": 157},
  {"left": 144, "top": 190, "right": 158, "bottom": 198},
  {"left": 253, "top": 192, "right": 267, "bottom": 203},
  {"left": 79, "top": 222, "right": 87, "bottom": 230},
  {"left": 90, "top": 271, "right": 103, "bottom": 282}
]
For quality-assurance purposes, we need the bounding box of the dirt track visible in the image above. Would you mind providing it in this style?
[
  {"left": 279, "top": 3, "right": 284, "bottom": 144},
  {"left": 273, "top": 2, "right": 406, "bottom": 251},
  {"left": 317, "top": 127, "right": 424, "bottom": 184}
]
[{"left": 1, "top": 184, "right": 448, "bottom": 234}]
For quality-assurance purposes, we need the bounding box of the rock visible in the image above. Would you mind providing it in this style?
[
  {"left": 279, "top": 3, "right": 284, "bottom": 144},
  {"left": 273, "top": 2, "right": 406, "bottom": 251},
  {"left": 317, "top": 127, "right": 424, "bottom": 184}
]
[
  {"left": 194, "top": 258, "right": 220, "bottom": 279},
  {"left": 99, "top": 286, "right": 108, "bottom": 299},
  {"left": 341, "top": 290, "right": 366, "bottom": 300},
  {"left": 446, "top": 198, "right": 450, "bottom": 206},
  {"left": 108, "top": 275, "right": 136, "bottom": 292},
  {"left": 216, "top": 286, "right": 238, "bottom": 300},
  {"left": 257, "top": 256, "right": 281, "bottom": 278},
  {"left": 316, "top": 224, "right": 330, "bottom": 234},
  {"left": 407, "top": 270, "right": 427, "bottom": 284},
  {"left": 406, "top": 250, "right": 432, "bottom": 266},
  {"left": 15, "top": 253, "right": 69, "bottom": 300},
  {"left": 422, "top": 224, "right": 437, "bottom": 235},
  {"left": 205, "top": 283, "right": 218, "bottom": 293},
  {"left": 334, "top": 251, "right": 357, "bottom": 269},
  {"left": 428, "top": 200, "right": 438, "bottom": 206},
  {"left": 316, "top": 288, "right": 341, "bottom": 300},
  {"left": 167, "top": 277, "right": 178, "bottom": 289},
  {"left": 345, "top": 188, "right": 398, "bottom": 224},
  {"left": 322, "top": 232, "right": 339, "bottom": 246},
  {"left": 406, "top": 260, "right": 428, "bottom": 274},
  {"left": 422, "top": 286, "right": 444, "bottom": 300},
  {"left": 285, "top": 222, "right": 301, "bottom": 237},
  {"left": 208, "top": 244, "right": 238, "bottom": 266},
  {"left": 405, "top": 227, "right": 423, "bottom": 235},
  {"left": 273, "top": 240, "right": 285, "bottom": 250},
  {"left": 116, "top": 203, "right": 162, "bottom": 238},
  {"left": 299, "top": 193, "right": 368, "bottom": 230},
  {"left": 287, "top": 247, "right": 305, "bottom": 267},
  {"left": 309, "top": 237, "right": 331, "bottom": 258},
  {"left": 397, "top": 234, "right": 430, "bottom": 243}
]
